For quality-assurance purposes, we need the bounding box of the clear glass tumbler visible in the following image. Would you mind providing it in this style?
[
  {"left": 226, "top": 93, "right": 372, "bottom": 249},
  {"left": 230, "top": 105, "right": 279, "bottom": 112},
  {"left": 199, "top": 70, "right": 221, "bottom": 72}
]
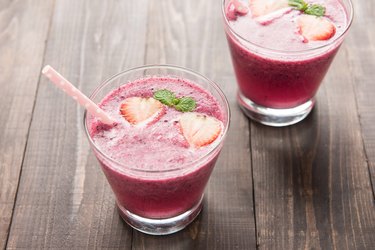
[
  {"left": 84, "top": 65, "right": 230, "bottom": 235},
  {"left": 222, "top": 0, "right": 353, "bottom": 126}
]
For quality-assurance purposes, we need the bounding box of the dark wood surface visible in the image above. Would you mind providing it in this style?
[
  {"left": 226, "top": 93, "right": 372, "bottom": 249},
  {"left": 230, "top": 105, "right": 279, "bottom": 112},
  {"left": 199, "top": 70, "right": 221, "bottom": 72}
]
[{"left": 0, "top": 0, "right": 374, "bottom": 249}]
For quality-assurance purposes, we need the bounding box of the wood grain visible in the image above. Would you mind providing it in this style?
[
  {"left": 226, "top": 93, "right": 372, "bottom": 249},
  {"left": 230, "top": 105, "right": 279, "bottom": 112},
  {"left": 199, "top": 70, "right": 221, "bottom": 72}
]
[
  {"left": 0, "top": 0, "right": 54, "bottom": 248},
  {"left": 135, "top": 0, "right": 256, "bottom": 249},
  {"left": 347, "top": 0, "right": 375, "bottom": 198},
  {"left": 6, "top": 0, "right": 149, "bottom": 248},
  {"left": 2, "top": 0, "right": 374, "bottom": 249},
  {"left": 251, "top": 17, "right": 375, "bottom": 250}
]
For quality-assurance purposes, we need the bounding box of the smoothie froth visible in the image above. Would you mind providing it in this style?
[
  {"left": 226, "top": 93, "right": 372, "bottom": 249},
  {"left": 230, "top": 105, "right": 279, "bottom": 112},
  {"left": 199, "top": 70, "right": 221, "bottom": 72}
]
[
  {"left": 87, "top": 76, "right": 226, "bottom": 218},
  {"left": 224, "top": 0, "right": 349, "bottom": 109}
]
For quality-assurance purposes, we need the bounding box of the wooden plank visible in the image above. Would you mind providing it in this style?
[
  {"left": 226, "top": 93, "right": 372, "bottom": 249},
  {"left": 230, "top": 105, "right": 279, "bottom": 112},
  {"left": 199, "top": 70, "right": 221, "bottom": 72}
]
[
  {"left": 0, "top": 0, "right": 54, "bottom": 248},
  {"left": 6, "top": 0, "right": 149, "bottom": 248},
  {"left": 348, "top": 0, "right": 375, "bottom": 197},
  {"left": 251, "top": 22, "right": 375, "bottom": 250},
  {"left": 132, "top": 0, "right": 256, "bottom": 249}
]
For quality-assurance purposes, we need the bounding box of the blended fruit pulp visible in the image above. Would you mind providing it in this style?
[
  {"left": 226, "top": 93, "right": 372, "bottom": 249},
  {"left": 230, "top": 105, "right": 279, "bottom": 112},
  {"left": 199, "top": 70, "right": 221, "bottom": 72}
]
[
  {"left": 225, "top": 0, "right": 348, "bottom": 108},
  {"left": 89, "top": 77, "right": 224, "bottom": 219}
]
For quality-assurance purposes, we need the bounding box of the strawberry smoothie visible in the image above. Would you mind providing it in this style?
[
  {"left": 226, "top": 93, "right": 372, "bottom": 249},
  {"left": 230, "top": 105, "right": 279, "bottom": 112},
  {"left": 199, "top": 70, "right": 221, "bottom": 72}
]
[
  {"left": 223, "top": 0, "right": 353, "bottom": 125},
  {"left": 84, "top": 66, "right": 229, "bottom": 234}
]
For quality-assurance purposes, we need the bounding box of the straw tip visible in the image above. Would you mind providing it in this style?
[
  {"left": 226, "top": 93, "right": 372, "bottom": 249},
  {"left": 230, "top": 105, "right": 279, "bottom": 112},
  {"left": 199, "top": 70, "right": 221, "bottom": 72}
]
[{"left": 42, "top": 65, "right": 52, "bottom": 74}]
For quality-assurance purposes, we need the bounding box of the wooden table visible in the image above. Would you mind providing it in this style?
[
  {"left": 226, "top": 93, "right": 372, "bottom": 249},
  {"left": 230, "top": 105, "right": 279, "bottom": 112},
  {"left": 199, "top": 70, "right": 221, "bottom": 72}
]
[{"left": 1, "top": 0, "right": 374, "bottom": 249}]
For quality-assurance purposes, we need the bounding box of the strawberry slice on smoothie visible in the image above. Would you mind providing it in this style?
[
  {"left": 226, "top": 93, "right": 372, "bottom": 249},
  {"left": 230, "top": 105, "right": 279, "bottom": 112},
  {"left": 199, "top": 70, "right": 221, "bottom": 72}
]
[
  {"left": 120, "top": 97, "right": 165, "bottom": 125},
  {"left": 179, "top": 112, "right": 222, "bottom": 148},
  {"left": 297, "top": 14, "right": 336, "bottom": 42},
  {"left": 226, "top": 0, "right": 249, "bottom": 21}
]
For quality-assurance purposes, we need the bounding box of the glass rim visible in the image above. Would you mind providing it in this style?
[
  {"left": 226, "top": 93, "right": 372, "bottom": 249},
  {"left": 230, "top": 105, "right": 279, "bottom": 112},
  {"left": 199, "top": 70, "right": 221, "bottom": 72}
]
[
  {"left": 83, "top": 64, "right": 231, "bottom": 174},
  {"left": 221, "top": 0, "right": 354, "bottom": 55}
]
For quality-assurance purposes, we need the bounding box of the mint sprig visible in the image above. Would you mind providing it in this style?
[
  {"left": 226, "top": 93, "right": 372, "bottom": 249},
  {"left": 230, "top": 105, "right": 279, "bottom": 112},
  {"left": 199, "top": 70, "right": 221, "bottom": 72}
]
[
  {"left": 153, "top": 89, "right": 178, "bottom": 106},
  {"left": 305, "top": 4, "right": 325, "bottom": 17},
  {"left": 154, "top": 89, "right": 196, "bottom": 112},
  {"left": 289, "top": 0, "right": 308, "bottom": 11},
  {"left": 289, "top": 0, "right": 326, "bottom": 17},
  {"left": 175, "top": 97, "right": 196, "bottom": 112}
]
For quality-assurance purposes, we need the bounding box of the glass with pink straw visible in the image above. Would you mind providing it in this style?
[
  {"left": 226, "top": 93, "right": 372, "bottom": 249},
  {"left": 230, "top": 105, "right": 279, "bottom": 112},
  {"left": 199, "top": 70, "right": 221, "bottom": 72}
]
[{"left": 42, "top": 65, "right": 230, "bottom": 235}]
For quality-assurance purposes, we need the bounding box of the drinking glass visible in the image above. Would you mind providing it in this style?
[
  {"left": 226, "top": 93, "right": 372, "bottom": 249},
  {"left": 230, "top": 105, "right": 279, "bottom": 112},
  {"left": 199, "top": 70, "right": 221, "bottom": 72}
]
[
  {"left": 84, "top": 65, "right": 230, "bottom": 235},
  {"left": 222, "top": 0, "right": 353, "bottom": 126}
]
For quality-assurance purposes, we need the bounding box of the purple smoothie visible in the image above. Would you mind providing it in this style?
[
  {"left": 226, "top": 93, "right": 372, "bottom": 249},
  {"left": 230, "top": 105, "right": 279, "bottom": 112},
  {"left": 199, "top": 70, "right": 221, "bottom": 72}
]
[
  {"left": 88, "top": 76, "right": 226, "bottom": 219},
  {"left": 224, "top": 0, "right": 349, "bottom": 108}
]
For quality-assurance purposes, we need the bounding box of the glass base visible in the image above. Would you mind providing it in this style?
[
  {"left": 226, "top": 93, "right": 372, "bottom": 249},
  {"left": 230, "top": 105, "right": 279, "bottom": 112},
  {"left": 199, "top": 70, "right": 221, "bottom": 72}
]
[
  {"left": 237, "top": 92, "right": 315, "bottom": 127},
  {"left": 117, "top": 196, "right": 204, "bottom": 235}
]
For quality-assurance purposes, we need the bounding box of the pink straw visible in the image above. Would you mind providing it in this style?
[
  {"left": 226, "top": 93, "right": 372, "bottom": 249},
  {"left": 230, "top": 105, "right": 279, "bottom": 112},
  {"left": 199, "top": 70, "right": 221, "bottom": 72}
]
[{"left": 42, "top": 65, "right": 114, "bottom": 125}]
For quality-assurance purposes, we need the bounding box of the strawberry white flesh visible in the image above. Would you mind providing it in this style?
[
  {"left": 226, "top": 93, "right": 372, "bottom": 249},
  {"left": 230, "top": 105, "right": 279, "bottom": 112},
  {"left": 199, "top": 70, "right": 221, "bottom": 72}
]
[
  {"left": 249, "top": 0, "right": 288, "bottom": 18},
  {"left": 297, "top": 15, "right": 336, "bottom": 42},
  {"left": 120, "top": 97, "right": 164, "bottom": 125},
  {"left": 179, "top": 112, "right": 222, "bottom": 148}
]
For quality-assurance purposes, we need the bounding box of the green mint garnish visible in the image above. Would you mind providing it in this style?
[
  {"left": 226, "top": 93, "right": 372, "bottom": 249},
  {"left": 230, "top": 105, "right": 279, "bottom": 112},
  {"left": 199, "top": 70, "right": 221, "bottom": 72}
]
[
  {"left": 288, "top": 0, "right": 326, "bottom": 17},
  {"left": 289, "top": 0, "right": 308, "bottom": 11},
  {"left": 153, "top": 89, "right": 176, "bottom": 106},
  {"left": 175, "top": 97, "right": 196, "bottom": 112},
  {"left": 154, "top": 89, "right": 196, "bottom": 112},
  {"left": 305, "top": 4, "right": 325, "bottom": 17},
  {"left": 172, "top": 98, "right": 180, "bottom": 105}
]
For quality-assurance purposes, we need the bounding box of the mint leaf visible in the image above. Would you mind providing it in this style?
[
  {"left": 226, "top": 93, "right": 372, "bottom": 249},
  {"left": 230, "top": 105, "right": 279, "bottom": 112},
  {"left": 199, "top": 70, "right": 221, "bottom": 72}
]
[
  {"left": 289, "top": 0, "right": 326, "bottom": 17},
  {"left": 153, "top": 89, "right": 196, "bottom": 112},
  {"left": 175, "top": 97, "right": 196, "bottom": 112},
  {"left": 172, "top": 98, "right": 180, "bottom": 105},
  {"left": 305, "top": 4, "right": 325, "bottom": 17},
  {"left": 154, "top": 89, "right": 175, "bottom": 106},
  {"left": 288, "top": 0, "right": 307, "bottom": 11}
]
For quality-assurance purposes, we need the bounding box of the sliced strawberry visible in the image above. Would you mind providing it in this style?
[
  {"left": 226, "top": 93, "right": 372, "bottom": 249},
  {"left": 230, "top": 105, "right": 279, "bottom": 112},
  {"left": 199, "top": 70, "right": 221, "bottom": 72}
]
[
  {"left": 178, "top": 112, "right": 222, "bottom": 148},
  {"left": 297, "top": 15, "right": 336, "bottom": 42},
  {"left": 120, "top": 97, "right": 165, "bottom": 125},
  {"left": 226, "top": 2, "right": 237, "bottom": 21},
  {"left": 249, "top": 0, "right": 288, "bottom": 18},
  {"left": 226, "top": 0, "right": 249, "bottom": 21}
]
